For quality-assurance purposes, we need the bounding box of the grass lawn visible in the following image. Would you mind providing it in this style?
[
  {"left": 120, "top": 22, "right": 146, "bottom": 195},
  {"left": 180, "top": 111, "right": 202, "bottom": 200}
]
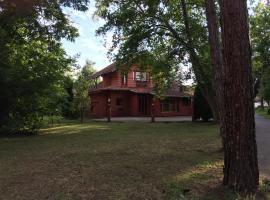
[
  {"left": 0, "top": 121, "right": 262, "bottom": 200},
  {"left": 256, "top": 107, "right": 270, "bottom": 120}
]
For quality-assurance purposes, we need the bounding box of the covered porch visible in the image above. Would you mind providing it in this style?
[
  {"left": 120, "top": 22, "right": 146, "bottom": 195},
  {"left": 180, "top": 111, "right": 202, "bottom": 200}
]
[{"left": 89, "top": 89, "right": 153, "bottom": 118}]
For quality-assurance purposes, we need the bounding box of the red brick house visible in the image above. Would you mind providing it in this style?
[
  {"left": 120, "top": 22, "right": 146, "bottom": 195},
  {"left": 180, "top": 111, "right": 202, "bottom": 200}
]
[{"left": 89, "top": 64, "right": 193, "bottom": 118}]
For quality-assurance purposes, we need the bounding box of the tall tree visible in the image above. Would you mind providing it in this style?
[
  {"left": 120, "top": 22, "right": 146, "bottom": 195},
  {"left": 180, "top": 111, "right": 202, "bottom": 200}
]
[
  {"left": 220, "top": 0, "right": 259, "bottom": 192},
  {"left": 74, "top": 60, "right": 96, "bottom": 123},
  {"left": 95, "top": 0, "right": 219, "bottom": 120},
  {"left": 204, "top": 0, "right": 223, "bottom": 125},
  {"left": 74, "top": 75, "right": 90, "bottom": 123},
  {"left": 81, "top": 59, "right": 96, "bottom": 80},
  {"left": 0, "top": 0, "right": 90, "bottom": 132},
  {"left": 250, "top": 3, "right": 270, "bottom": 108}
]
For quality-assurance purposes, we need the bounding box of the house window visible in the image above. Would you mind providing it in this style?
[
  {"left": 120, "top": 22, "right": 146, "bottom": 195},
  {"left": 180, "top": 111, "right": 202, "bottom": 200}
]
[
  {"left": 134, "top": 71, "right": 147, "bottom": 82},
  {"left": 121, "top": 74, "right": 128, "bottom": 85},
  {"left": 160, "top": 99, "right": 179, "bottom": 112}
]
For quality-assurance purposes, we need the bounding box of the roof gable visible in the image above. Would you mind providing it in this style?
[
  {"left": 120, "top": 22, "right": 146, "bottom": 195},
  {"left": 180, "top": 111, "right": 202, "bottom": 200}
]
[{"left": 92, "top": 63, "right": 116, "bottom": 78}]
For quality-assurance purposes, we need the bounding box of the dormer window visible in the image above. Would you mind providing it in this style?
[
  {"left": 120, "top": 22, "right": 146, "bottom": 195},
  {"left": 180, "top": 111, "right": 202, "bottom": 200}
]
[{"left": 134, "top": 71, "right": 147, "bottom": 82}]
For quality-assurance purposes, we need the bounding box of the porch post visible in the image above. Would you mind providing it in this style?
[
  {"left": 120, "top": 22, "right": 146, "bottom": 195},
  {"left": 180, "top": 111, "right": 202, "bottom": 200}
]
[
  {"left": 107, "top": 97, "right": 111, "bottom": 122},
  {"left": 151, "top": 97, "right": 155, "bottom": 123},
  {"left": 191, "top": 97, "right": 195, "bottom": 122}
]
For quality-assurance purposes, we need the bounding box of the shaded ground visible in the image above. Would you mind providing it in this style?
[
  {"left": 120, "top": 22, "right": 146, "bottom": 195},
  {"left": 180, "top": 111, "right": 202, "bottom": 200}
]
[
  {"left": 256, "top": 114, "right": 270, "bottom": 178},
  {"left": 1, "top": 120, "right": 269, "bottom": 200},
  {"left": 0, "top": 122, "right": 225, "bottom": 200},
  {"left": 93, "top": 116, "right": 192, "bottom": 122}
]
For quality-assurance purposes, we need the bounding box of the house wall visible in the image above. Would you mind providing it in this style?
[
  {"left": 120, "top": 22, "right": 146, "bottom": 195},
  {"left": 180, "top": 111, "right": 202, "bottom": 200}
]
[
  {"left": 90, "top": 91, "right": 192, "bottom": 118},
  {"left": 102, "top": 74, "right": 111, "bottom": 87},
  {"left": 101, "top": 65, "right": 153, "bottom": 89},
  {"left": 127, "top": 93, "right": 139, "bottom": 116},
  {"left": 154, "top": 98, "right": 193, "bottom": 117},
  {"left": 89, "top": 93, "right": 107, "bottom": 117},
  {"left": 89, "top": 91, "right": 140, "bottom": 117},
  {"left": 89, "top": 64, "right": 192, "bottom": 118}
]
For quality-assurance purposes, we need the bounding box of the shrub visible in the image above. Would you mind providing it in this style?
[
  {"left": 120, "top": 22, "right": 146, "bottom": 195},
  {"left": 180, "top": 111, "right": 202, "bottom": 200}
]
[
  {"left": 192, "top": 86, "right": 213, "bottom": 122},
  {"left": 267, "top": 108, "right": 270, "bottom": 115}
]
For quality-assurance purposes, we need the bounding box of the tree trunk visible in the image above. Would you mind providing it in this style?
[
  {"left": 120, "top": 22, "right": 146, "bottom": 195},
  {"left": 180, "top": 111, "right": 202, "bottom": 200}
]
[
  {"left": 204, "top": 0, "right": 224, "bottom": 133},
  {"left": 260, "top": 98, "right": 264, "bottom": 109},
  {"left": 80, "top": 102, "right": 84, "bottom": 123},
  {"left": 180, "top": 0, "right": 219, "bottom": 122},
  {"left": 220, "top": 0, "right": 259, "bottom": 193}
]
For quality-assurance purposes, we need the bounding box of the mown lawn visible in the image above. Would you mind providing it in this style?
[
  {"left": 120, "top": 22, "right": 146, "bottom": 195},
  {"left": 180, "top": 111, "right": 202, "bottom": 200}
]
[
  {"left": 256, "top": 107, "right": 270, "bottom": 119},
  {"left": 0, "top": 121, "right": 229, "bottom": 199}
]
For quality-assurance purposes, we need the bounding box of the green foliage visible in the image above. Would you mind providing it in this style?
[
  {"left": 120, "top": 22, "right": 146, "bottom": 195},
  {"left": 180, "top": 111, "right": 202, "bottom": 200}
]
[
  {"left": 250, "top": 3, "right": 270, "bottom": 101},
  {"left": 73, "top": 61, "right": 96, "bottom": 122},
  {"left": 95, "top": 0, "right": 213, "bottom": 96},
  {"left": 74, "top": 75, "right": 91, "bottom": 113},
  {"left": 81, "top": 59, "right": 96, "bottom": 80},
  {"left": 256, "top": 107, "right": 270, "bottom": 119},
  {"left": 0, "top": 0, "right": 90, "bottom": 133},
  {"left": 260, "top": 68, "right": 270, "bottom": 102},
  {"left": 61, "top": 77, "right": 80, "bottom": 119},
  {"left": 193, "top": 86, "right": 213, "bottom": 122}
]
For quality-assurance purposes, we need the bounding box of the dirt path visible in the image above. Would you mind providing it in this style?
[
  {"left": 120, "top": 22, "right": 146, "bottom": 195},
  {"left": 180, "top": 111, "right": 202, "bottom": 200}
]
[{"left": 256, "top": 114, "right": 270, "bottom": 178}]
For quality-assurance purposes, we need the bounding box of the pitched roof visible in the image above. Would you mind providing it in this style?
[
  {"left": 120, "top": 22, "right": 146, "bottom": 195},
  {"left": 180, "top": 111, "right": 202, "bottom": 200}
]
[{"left": 92, "top": 63, "right": 116, "bottom": 78}]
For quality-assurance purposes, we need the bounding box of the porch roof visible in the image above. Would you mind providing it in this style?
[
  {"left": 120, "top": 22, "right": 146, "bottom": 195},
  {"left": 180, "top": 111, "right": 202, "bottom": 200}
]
[{"left": 89, "top": 86, "right": 193, "bottom": 98}]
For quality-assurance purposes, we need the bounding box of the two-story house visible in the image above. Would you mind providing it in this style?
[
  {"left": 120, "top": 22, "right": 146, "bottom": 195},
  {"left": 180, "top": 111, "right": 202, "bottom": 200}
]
[{"left": 89, "top": 64, "right": 193, "bottom": 117}]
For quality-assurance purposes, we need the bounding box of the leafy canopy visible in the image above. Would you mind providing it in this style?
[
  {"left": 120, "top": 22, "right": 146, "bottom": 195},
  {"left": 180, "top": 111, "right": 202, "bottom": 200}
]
[
  {"left": 0, "top": 0, "right": 90, "bottom": 133},
  {"left": 250, "top": 2, "right": 270, "bottom": 101},
  {"left": 95, "top": 0, "right": 212, "bottom": 89}
]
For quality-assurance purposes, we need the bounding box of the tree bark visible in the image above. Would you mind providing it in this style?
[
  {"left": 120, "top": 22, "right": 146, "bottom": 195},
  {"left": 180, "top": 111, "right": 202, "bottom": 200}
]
[
  {"left": 260, "top": 98, "right": 264, "bottom": 109},
  {"left": 204, "top": 0, "right": 224, "bottom": 134},
  {"left": 80, "top": 104, "right": 84, "bottom": 123},
  {"left": 220, "top": 0, "right": 259, "bottom": 193}
]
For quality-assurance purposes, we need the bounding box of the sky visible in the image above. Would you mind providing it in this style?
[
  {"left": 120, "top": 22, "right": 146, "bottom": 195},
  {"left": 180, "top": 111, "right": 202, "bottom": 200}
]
[
  {"left": 62, "top": 1, "right": 111, "bottom": 71},
  {"left": 61, "top": 0, "right": 262, "bottom": 72}
]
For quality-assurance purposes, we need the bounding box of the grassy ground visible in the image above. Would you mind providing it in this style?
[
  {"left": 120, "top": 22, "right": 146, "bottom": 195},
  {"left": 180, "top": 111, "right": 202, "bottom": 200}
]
[
  {"left": 0, "top": 121, "right": 267, "bottom": 200},
  {"left": 256, "top": 107, "right": 270, "bottom": 119}
]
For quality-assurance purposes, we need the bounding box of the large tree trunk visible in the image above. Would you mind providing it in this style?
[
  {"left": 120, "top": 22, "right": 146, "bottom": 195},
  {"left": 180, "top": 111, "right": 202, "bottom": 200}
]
[
  {"left": 180, "top": 0, "right": 219, "bottom": 122},
  {"left": 220, "top": 0, "right": 259, "bottom": 193},
  {"left": 204, "top": 0, "right": 224, "bottom": 134}
]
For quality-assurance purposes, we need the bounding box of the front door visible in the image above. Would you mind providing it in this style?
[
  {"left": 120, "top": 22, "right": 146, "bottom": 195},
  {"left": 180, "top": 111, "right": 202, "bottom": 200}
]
[{"left": 138, "top": 94, "right": 148, "bottom": 115}]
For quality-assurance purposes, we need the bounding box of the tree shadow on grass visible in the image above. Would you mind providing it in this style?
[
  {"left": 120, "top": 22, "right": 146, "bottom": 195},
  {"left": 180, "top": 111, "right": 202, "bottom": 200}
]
[{"left": 164, "top": 159, "right": 270, "bottom": 200}]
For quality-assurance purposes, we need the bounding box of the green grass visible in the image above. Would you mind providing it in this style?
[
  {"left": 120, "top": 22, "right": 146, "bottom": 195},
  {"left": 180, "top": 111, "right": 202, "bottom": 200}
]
[
  {"left": 0, "top": 121, "right": 267, "bottom": 199},
  {"left": 256, "top": 107, "right": 270, "bottom": 119}
]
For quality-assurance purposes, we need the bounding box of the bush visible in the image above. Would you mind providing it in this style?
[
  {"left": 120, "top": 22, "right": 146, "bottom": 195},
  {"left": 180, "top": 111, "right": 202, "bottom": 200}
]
[
  {"left": 267, "top": 108, "right": 270, "bottom": 115},
  {"left": 0, "top": 113, "right": 43, "bottom": 135},
  {"left": 192, "top": 86, "right": 213, "bottom": 122}
]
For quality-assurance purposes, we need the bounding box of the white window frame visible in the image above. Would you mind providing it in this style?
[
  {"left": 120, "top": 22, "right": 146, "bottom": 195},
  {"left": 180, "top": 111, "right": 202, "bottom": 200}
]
[{"left": 135, "top": 71, "right": 147, "bottom": 82}]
